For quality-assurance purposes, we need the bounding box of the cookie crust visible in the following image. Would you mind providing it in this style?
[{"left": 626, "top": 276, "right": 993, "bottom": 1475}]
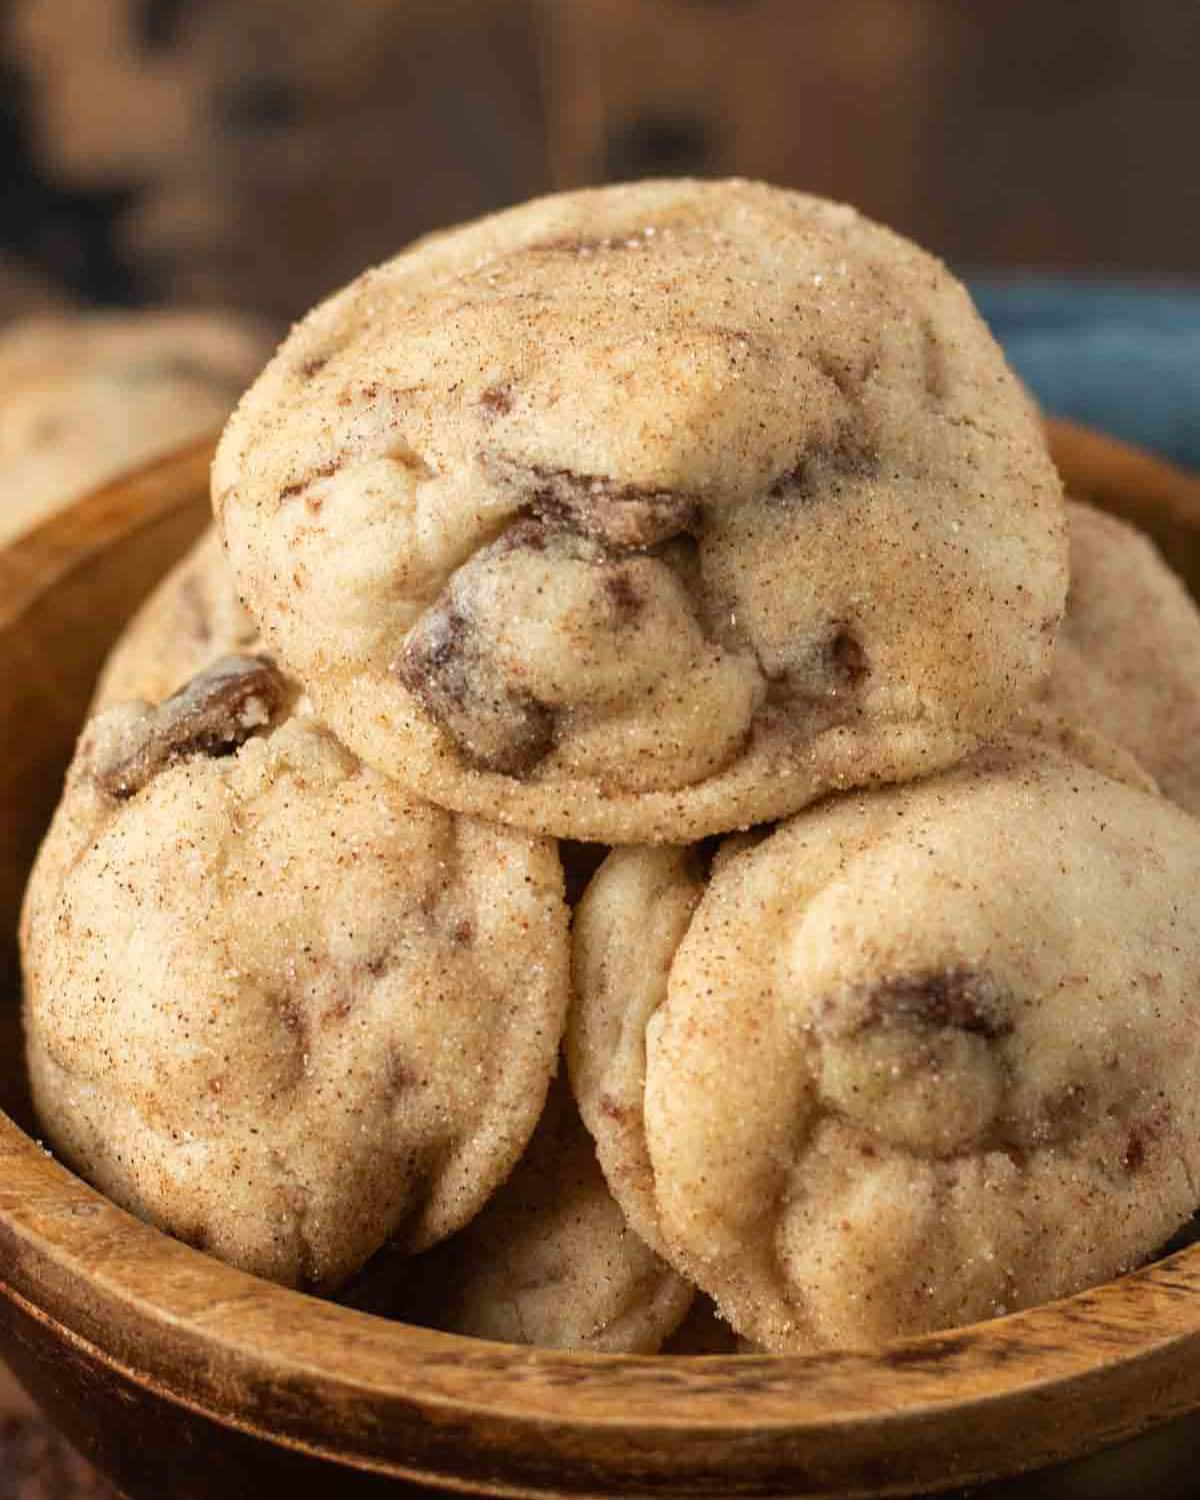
[
  {"left": 22, "top": 659, "right": 570, "bottom": 1289},
  {"left": 92, "top": 527, "right": 262, "bottom": 711},
  {"left": 571, "top": 733, "right": 1200, "bottom": 1349},
  {"left": 216, "top": 179, "right": 1065, "bottom": 842},
  {"left": 1041, "top": 499, "right": 1200, "bottom": 815},
  {"left": 357, "top": 1078, "right": 693, "bottom": 1353}
]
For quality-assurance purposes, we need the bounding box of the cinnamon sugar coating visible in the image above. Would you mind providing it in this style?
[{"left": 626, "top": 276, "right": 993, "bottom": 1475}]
[
  {"left": 22, "top": 661, "right": 569, "bottom": 1289},
  {"left": 215, "top": 179, "right": 1065, "bottom": 841},
  {"left": 570, "top": 733, "right": 1200, "bottom": 1349}
]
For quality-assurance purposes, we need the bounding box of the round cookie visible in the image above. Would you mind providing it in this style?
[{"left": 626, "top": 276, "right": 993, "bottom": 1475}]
[
  {"left": 350, "top": 1077, "right": 693, "bottom": 1352},
  {"left": 22, "top": 657, "right": 570, "bottom": 1290},
  {"left": 568, "top": 845, "right": 705, "bottom": 1259},
  {"left": 92, "top": 527, "right": 261, "bottom": 711},
  {"left": 0, "top": 310, "right": 268, "bottom": 544},
  {"left": 569, "top": 734, "right": 1200, "bottom": 1350},
  {"left": 215, "top": 178, "right": 1066, "bottom": 843},
  {"left": 1040, "top": 499, "right": 1200, "bottom": 816}
]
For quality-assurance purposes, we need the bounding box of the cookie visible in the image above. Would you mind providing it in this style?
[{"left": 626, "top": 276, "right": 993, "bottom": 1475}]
[
  {"left": 0, "top": 310, "right": 268, "bottom": 544},
  {"left": 1040, "top": 499, "right": 1200, "bottom": 815},
  {"left": 350, "top": 1077, "right": 693, "bottom": 1352},
  {"left": 569, "top": 845, "right": 705, "bottom": 1259},
  {"left": 21, "top": 657, "right": 570, "bottom": 1290},
  {"left": 92, "top": 527, "right": 262, "bottom": 711},
  {"left": 215, "top": 178, "right": 1065, "bottom": 843},
  {"left": 570, "top": 734, "right": 1200, "bottom": 1350}
]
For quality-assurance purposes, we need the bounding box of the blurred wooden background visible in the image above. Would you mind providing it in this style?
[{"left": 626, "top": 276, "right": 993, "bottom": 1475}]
[{"left": 1, "top": 0, "right": 1197, "bottom": 325}]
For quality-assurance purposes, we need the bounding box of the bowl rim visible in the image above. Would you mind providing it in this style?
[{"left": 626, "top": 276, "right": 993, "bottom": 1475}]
[{"left": 4, "top": 428, "right": 1200, "bottom": 1498}]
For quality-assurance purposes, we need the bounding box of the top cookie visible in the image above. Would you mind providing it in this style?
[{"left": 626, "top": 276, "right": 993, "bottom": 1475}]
[{"left": 215, "top": 179, "right": 1066, "bottom": 842}]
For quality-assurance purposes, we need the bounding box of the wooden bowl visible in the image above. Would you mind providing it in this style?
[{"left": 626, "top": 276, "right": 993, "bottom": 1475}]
[{"left": 3, "top": 427, "right": 1200, "bottom": 1500}]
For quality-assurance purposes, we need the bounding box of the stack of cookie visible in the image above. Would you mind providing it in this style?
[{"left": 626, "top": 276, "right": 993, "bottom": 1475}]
[{"left": 22, "top": 181, "right": 1200, "bottom": 1356}]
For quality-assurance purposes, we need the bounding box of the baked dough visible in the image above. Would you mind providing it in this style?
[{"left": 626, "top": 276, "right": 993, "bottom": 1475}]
[
  {"left": 1041, "top": 499, "right": 1200, "bottom": 815},
  {"left": 354, "top": 1078, "right": 693, "bottom": 1352},
  {"left": 215, "top": 178, "right": 1065, "bottom": 842},
  {"left": 22, "top": 657, "right": 570, "bottom": 1289},
  {"left": 570, "top": 733, "right": 1200, "bottom": 1349}
]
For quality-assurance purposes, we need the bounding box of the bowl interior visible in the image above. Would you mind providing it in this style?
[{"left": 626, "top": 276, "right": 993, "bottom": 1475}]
[
  {"left": 5, "top": 428, "right": 1200, "bottom": 1499},
  {"left": 6, "top": 421, "right": 1199, "bottom": 1132}
]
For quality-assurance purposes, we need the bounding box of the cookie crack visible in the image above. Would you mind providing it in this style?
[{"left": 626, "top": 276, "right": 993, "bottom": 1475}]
[{"left": 483, "top": 451, "right": 702, "bottom": 551}]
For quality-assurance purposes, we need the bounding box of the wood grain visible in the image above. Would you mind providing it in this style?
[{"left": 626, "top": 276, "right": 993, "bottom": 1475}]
[
  {"left": 540, "top": 0, "right": 1200, "bottom": 273},
  {"left": 1, "top": 428, "right": 1200, "bottom": 1498}
]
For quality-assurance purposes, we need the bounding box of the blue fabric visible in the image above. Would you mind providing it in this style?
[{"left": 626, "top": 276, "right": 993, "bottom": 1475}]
[{"left": 967, "top": 279, "right": 1200, "bottom": 472}]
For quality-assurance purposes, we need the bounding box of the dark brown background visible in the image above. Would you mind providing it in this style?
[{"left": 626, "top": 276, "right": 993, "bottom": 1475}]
[{"left": 2, "top": 0, "right": 1197, "bottom": 325}]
